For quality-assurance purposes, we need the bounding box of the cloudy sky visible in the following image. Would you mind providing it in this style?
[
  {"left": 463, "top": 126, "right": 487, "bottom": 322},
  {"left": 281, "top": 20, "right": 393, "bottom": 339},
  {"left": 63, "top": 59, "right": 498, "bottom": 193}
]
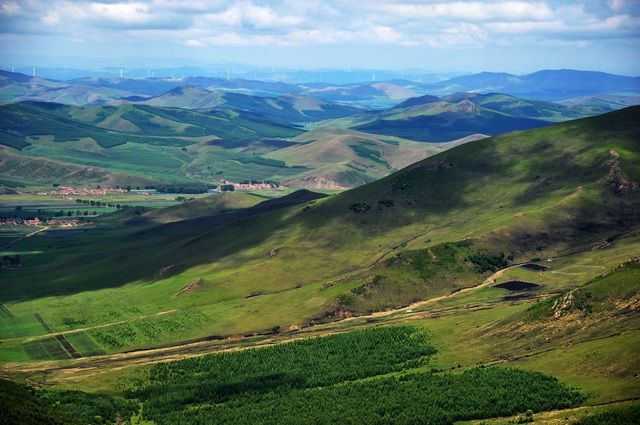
[{"left": 0, "top": 0, "right": 639, "bottom": 74}]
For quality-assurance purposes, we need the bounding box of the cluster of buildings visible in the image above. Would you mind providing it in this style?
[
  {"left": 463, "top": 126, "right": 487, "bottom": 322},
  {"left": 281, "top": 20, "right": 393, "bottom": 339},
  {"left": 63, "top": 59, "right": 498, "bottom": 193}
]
[
  {"left": 218, "top": 180, "right": 280, "bottom": 191},
  {"left": 0, "top": 218, "right": 92, "bottom": 227},
  {"left": 37, "top": 185, "right": 126, "bottom": 197}
]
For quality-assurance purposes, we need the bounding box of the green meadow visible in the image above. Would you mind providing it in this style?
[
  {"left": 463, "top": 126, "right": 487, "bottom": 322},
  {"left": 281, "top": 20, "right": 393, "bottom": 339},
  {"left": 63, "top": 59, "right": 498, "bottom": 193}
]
[{"left": 0, "top": 107, "right": 638, "bottom": 424}]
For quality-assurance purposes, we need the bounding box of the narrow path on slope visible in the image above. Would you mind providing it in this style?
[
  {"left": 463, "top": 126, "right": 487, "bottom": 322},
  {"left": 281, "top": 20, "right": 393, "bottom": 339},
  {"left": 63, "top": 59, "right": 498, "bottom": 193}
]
[
  {"left": 1, "top": 264, "right": 524, "bottom": 381},
  {"left": 335, "top": 263, "right": 521, "bottom": 323},
  {"left": 2, "top": 225, "right": 49, "bottom": 248}
]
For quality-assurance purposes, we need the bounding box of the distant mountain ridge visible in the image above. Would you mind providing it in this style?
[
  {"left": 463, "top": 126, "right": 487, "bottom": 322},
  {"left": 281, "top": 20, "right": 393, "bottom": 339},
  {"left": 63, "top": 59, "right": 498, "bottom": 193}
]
[
  {"left": 330, "top": 91, "right": 597, "bottom": 142},
  {"left": 2, "top": 68, "right": 638, "bottom": 107},
  {"left": 424, "top": 69, "right": 640, "bottom": 101}
]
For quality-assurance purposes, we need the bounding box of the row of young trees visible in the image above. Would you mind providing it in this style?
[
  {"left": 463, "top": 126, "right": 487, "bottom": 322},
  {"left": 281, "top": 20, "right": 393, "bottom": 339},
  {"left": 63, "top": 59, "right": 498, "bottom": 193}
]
[
  {"left": 149, "top": 367, "right": 584, "bottom": 425},
  {"left": 75, "top": 199, "right": 129, "bottom": 209},
  {"left": 132, "top": 326, "right": 584, "bottom": 425},
  {"left": 133, "top": 327, "right": 435, "bottom": 416}
]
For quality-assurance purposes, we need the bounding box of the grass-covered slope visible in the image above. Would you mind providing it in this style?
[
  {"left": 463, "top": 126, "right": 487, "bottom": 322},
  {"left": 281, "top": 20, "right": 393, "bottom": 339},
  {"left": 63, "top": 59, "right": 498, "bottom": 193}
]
[
  {"left": 488, "top": 257, "right": 640, "bottom": 352},
  {"left": 352, "top": 92, "right": 592, "bottom": 142},
  {"left": 140, "top": 86, "right": 363, "bottom": 122},
  {"left": 133, "top": 191, "right": 263, "bottom": 225},
  {"left": 0, "top": 107, "right": 638, "bottom": 359},
  {"left": 266, "top": 128, "right": 484, "bottom": 189},
  {"left": 0, "top": 101, "right": 302, "bottom": 150}
]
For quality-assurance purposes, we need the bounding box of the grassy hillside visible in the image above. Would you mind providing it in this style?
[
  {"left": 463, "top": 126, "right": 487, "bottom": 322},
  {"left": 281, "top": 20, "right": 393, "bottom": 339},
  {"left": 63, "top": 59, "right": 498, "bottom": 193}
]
[
  {"left": 487, "top": 257, "right": 640, "bottom": 352},
  {"left": 140, "top": 86, "right": 363, "bottom": 122},
  {"left": 0, "top": 101, "right": 303, "bottom": 187},
  {"left": 267, "top": 128, "right": 486, "bottom": 188},
  {"left": 131, "top": 191, "right": 264, "bottom": 225},
  {"left": 351, "top": 92, "right": 593, "bottom": 142},
  {"left": 0, "top": 107, "right": 638, "bottom": 363},
  {"left": 0, "top": 100, "right": 466, "bottom": 189}
]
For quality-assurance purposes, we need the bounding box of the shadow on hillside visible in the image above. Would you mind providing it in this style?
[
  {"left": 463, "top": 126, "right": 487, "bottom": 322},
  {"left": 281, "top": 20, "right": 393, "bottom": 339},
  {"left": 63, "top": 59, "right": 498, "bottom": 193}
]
[{"left": 4, "top": 107, "right": 640, "bottom": 302}]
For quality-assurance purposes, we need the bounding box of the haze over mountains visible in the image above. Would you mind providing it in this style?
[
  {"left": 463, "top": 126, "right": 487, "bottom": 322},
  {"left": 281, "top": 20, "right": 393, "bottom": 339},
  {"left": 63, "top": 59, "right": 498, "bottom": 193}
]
[{"left": 2, "top": 68, "right": 639, "bottom": 108}]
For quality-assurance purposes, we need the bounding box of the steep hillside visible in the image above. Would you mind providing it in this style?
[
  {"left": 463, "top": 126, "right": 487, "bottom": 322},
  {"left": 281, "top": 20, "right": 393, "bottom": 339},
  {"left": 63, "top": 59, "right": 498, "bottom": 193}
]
[{"left": 0, "top": 107, "right": 638, "bottom": 361}]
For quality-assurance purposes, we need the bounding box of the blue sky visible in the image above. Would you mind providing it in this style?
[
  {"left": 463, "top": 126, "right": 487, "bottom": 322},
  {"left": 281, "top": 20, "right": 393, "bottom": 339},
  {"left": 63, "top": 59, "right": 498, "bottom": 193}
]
[{"left": 0, "top": 0, "right": 639, "bottom": 75}]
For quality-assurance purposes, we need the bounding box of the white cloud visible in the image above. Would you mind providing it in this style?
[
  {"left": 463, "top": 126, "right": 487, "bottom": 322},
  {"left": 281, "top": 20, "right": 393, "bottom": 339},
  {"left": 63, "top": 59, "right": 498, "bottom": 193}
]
[
  {"left": 376, "top": 1, "right": 554, "bottom": 22},
  {"left": 199, "top": 2, "right": 303, "bottom": 29},
  {"left": 609, "top": 0, "right": 627, "bottom": 12},
  {"left": 0, "top": 1, "right": 20, "bottom": 15},
  {"left": 183, "top": 38, "right": 205, "bottom": 46},
  {"left": 1, "top": 0, "right": 638, "bottom": 50},
  {"left": 42, "top": 10, "right": 60, "bottom": 26},
  {"left": 89, "top": 2, "right": 153, "bottom": 24}
]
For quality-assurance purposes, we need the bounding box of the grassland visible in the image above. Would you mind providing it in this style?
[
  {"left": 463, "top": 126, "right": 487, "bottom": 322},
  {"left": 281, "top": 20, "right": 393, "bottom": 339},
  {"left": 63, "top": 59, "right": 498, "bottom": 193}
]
[
  {"left": 0, "top": 100, "right": 467, "bottom": 190},
  {"left": 0, "top": 107, "right": 638, "bottom": 424},
  {"left": 320, "top": 92, "right": 596, "bottom": 142},
  {"left": 0, "top": 107, "right": 638, "bottom": 361},
  {"left": 266, "top": 128, "right": 482, "bottom": 188}
]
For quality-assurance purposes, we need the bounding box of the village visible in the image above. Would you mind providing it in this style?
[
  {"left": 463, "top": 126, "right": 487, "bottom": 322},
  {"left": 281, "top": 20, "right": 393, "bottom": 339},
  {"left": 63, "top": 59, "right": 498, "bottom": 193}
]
[
  {"left": 0, "top": 217, "right": 93, "bottom": 228},
  {"left": 217, "top": 180, "right": 280, "bottom": 191},
  {"left": 37, "top": 185, "right": 127, "bottom": 197}
]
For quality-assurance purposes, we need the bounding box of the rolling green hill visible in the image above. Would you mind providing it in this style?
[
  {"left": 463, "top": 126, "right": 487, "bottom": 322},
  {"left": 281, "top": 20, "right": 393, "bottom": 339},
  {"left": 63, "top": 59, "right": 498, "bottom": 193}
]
[
  {"left": 0, "top": 101, "right": 305, "bottom": 187},
  {"left": 0, "top": 101, "right": 301, "bottom": 149},
  {"left": 1, "top": 107, "right": 639, "bottom": 425},
  {"left": 139, "top": 86, "right": 363, "bottom": 122},
  {"left": 350, "top": 92, "right": 593, "bottom": 142},
  {"left": 267, "top": 128, "right": 487, "bottom": 188},
  {"left": 0, "top": 101, "right": 471, "bottom": 189},
  {"left": 0, "top": 107, "right": 638, "bottom": 361}
]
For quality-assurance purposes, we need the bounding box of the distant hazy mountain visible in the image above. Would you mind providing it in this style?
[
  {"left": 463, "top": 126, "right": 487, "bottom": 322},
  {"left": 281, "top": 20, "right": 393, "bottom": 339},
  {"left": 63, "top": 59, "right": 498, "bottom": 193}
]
[
  {"left": 347, "top": 92, "right": 593, "bottom": 142},
  {"left": 1, "top": 66, "right": 459, "bottom": 85},
  {"left": 134, "top": 86, "right": 363, "bottom": 122},
  {"left": 3, "top": 68, "right": 638, "bottom": 108},
  {"left": 556, "top": 93, "right": 640, "bottom": 114},
  {"left": 425, "top": 69, "right": 640, "bottom": 101}
]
